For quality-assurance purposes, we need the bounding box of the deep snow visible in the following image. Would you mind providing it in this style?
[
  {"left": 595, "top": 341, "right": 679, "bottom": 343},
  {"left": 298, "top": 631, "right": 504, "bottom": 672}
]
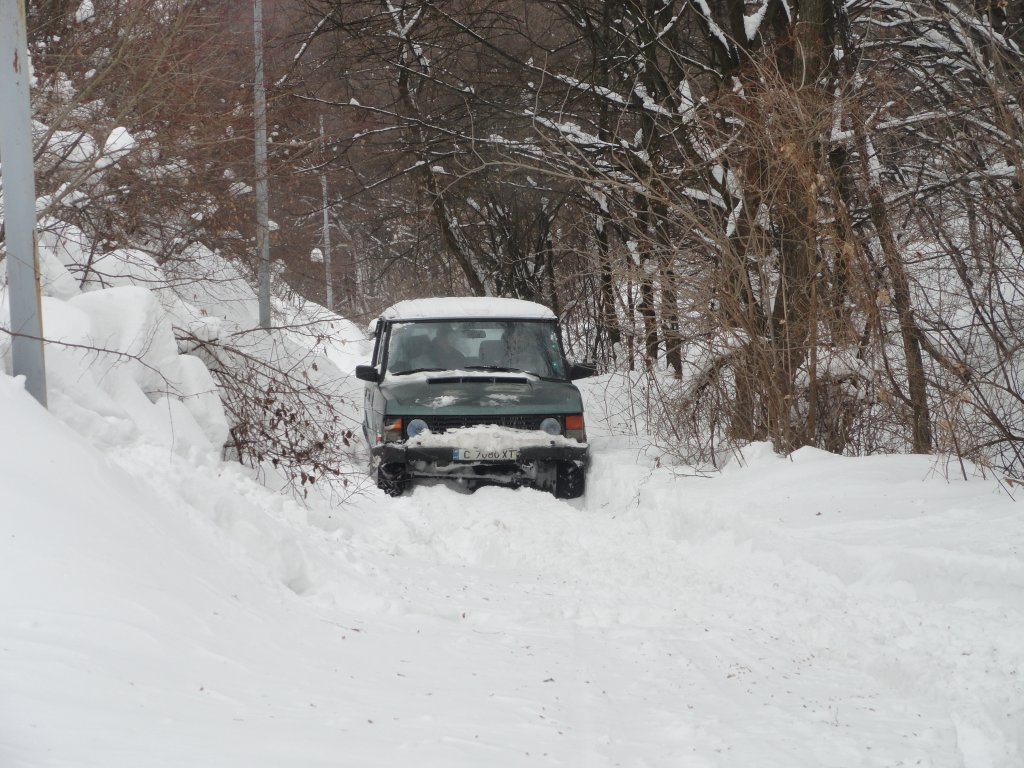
[
  {"left": 1, "top": 356, "right": 1022, "bottom": 766},
  {"left": 1, "top": 220, "right": 1022, "bottom": 767}
]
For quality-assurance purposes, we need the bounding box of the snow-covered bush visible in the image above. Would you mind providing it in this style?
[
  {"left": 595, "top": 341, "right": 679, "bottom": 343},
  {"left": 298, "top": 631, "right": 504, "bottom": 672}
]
[{"left": 5, "top": 219, "right": 366, "bottom": 495}]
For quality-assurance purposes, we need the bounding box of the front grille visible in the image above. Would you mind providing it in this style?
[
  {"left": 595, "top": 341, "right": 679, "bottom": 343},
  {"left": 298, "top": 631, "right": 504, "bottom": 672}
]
[{"left": 417, "top": 414, "right": 550, "bottom": 434}]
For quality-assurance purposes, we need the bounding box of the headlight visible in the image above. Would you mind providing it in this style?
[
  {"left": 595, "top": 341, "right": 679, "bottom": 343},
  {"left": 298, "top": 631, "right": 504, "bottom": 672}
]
[
  {"left": 539, "top": 417, "right": 562, "bottom": 436},
  {"left": 406, "top": 418, "right": 429, "bottom": 438}
]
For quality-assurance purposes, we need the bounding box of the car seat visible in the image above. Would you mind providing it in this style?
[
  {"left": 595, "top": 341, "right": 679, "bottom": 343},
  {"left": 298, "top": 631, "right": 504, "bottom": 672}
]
[{"left": 477, "top": 339, "right": 506, "bottom": 367}]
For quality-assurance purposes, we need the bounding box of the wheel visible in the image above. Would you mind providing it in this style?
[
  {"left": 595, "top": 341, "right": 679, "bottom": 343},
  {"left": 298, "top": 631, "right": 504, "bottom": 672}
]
[
  {"left": 376, "top": 462, "right": 410, "bottom": 497},
  {"left": 554, "top": 461, "right": 585, "bottom": 499}
]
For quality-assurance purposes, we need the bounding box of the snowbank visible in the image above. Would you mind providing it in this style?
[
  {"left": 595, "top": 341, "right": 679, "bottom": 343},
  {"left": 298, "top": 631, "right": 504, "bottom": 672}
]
[
  {"left": 4, "top": 220, "right": 368, "bottom": 485},
  {"left": 3, "top": 226, "right": 230, "bottom": 456}
]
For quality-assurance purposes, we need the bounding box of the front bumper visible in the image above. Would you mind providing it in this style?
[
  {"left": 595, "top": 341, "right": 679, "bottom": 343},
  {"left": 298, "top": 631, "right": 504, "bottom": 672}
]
[{"left": 372, "top": 441, "right": 589, "bottom": 466}]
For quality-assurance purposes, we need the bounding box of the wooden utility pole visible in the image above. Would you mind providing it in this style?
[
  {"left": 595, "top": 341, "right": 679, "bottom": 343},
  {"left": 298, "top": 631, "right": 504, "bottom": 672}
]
[
  {"left": 320, "top": 116, "right": 333, "bottom": 311},
  {"left": 253, "top": 0, "right": 271, "bottom": 329}
]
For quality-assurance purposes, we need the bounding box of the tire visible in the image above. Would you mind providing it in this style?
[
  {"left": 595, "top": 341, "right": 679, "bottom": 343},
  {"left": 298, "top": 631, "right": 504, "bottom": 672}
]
[
  {"left": 554, "top": 461, "right": 586, "bottom": 499},
  {"left": 377, "top": 462, "right": 410, "bottom": 497}
]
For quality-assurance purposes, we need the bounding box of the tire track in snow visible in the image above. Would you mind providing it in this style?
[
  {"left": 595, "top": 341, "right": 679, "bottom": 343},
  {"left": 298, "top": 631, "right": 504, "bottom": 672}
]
[{"left": 323, "top": 443, "right": 1023, "bottom": 766}]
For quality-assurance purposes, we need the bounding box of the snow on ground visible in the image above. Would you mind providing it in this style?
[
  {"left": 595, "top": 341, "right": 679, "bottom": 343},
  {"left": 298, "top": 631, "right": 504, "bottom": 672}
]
[
  {"left": 1, "top": 357, "right": 1021, "bottom": 766},
  {"left": 1, "top": 253, "right": 1022, "bottom": 766}
]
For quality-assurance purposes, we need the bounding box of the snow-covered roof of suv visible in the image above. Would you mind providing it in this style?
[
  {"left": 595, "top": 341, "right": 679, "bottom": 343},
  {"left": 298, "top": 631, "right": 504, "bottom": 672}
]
[{"left": 380, "top": 297, "right": 556, "bottom": 321}]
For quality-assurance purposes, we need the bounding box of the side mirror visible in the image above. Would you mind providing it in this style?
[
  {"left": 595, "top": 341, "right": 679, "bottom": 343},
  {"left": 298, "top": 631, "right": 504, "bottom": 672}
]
[
  {"left": 355, "top": 364, "right": 379, "bottom": 382},
  {"left": 569, "top": 361, "right": 597, "bottom": 380}
]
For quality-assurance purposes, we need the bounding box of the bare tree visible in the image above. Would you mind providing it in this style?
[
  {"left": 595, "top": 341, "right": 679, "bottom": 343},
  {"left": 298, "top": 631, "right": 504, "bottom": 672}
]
[{"left": 280, "top": 0, "right": 1024, "bottom": 478}]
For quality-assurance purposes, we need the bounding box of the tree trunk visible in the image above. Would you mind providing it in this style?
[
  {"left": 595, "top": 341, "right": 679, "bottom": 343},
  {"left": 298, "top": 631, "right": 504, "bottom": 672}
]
[
  {"left": 660, "top": 256, "right": 682, "bottom": 378},
  {"left": 595, "top": 217, "right": 622, "bottom": 356},
  {"left": 770, "top": 190, "right": 817, "bottom": 450},
  {"left": 866, "top": 186, "right": 933, "bottom": 453}
]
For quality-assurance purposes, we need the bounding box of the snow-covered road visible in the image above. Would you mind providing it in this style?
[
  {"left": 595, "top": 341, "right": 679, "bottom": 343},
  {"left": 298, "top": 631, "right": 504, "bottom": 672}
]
[
  {"left": 2, "top": 367, "right": 1022, "bottom": 767},
  {"left": 331, "top": 436, "right": 1023, "bottom": 767}
]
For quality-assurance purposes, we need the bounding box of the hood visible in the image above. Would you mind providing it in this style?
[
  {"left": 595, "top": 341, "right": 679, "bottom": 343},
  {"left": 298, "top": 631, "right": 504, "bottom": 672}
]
[{"left": 379, "top": 374, "right": 583, "bottom": 415}]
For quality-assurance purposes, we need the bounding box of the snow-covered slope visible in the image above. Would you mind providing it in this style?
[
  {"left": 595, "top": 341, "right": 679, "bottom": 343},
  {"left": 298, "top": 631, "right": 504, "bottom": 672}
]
[{"left": 1, "top": 348, "right": 1022, "bottom": 766}]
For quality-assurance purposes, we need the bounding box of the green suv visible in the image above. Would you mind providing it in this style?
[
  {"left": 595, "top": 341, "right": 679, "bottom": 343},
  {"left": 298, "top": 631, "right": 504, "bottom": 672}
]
[{"left": 356, "top": 297, "right": 595, "bottom": 498}]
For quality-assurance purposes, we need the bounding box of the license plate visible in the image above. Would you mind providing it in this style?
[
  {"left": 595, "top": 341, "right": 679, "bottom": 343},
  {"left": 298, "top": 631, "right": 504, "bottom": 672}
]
[{"left": 453, "top": 447, "right": 520, "bottom": 461}]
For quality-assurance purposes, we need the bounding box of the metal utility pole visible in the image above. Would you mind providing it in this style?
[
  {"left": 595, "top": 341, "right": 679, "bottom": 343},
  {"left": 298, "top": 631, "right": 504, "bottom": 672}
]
[
  {"left": 253, "top": 0, "right": 271, "bottom": 329},
  {"left": 0, "top": 0, "right": 47, "bottom": 407},
  {"left": 319, "top": 116, "right": 333, "bottom": 312}
]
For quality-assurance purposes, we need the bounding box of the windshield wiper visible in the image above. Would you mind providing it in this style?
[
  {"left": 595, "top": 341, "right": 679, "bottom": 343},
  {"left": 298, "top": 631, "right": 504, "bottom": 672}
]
[
  {"left": 391, "top": 367, "right": 446, "bottom": 375},
  {"left": 464, "top": 365, "right": 565, "bottom": 381},
  {"left": 462, "top": 365, "right": 527, "bottom": 374}
]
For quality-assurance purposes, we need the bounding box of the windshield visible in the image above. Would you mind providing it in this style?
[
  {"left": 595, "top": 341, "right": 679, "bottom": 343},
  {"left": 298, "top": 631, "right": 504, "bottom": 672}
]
[{"left": 385, "top": 319, "right": 566, "bottom": 379}]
